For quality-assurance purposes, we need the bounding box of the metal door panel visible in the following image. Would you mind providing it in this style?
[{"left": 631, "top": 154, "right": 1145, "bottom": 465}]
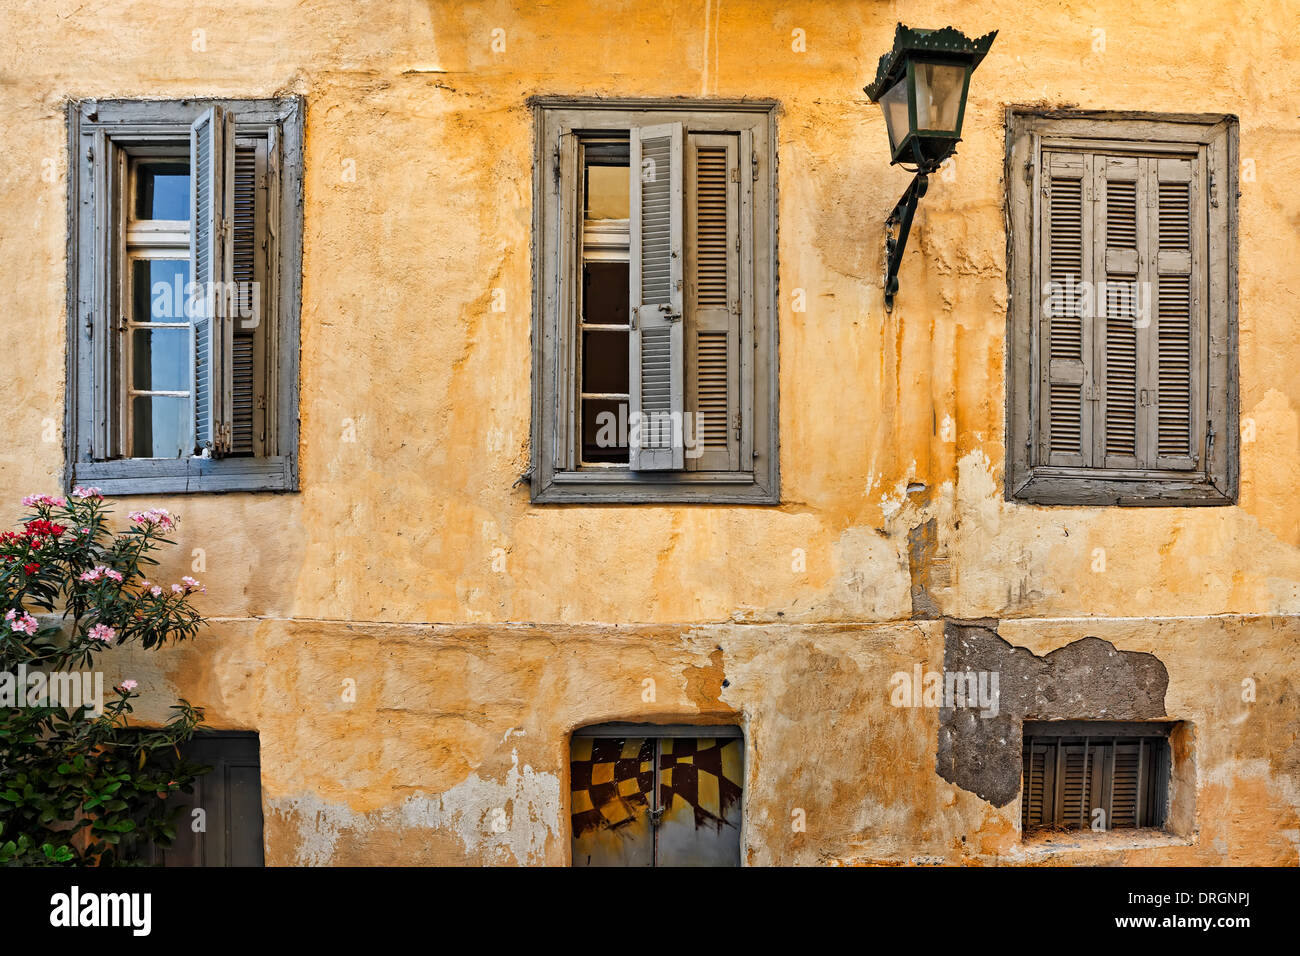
[{"left": 570, "top": 736, "right": 656, "bottom": 867}]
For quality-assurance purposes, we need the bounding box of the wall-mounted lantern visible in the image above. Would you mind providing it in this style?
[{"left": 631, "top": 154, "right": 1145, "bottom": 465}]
[{"left": 864, "top": 24, "right": 997, "bottom": 310}]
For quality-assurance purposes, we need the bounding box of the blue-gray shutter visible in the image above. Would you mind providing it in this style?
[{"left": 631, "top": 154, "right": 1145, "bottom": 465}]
[
  {"left": 230, "top": 139, "right": 266, "bottom": 456},
  {"left": 628, "top": 122, "right": 684, "bottom": 471},
  {"left": 686, "top": 133, "right": 741, "bottom": 472},
  {"left": 190, "top": 106, "right": 234, "bottom": 457}
]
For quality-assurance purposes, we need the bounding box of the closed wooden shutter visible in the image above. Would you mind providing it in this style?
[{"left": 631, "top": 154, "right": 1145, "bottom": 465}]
[
  {"left": 1022, "top": 727, "right": 1168, "bottom": 833},
  {"left": 230, "top": 139, "right": 268, "bottom": 456},
  {"left": 1021, "top": 740, "right": 1052, "bottom": 829},
  {"left": 1151, "top": 156, "right": 1199, "bottom": 469},
  {"left": 1097, "top": 155, "right": 1144, "bottom": 469},
  {"left": 1038, "top": 148, "right": 1205, "bottom": 474},
  {"left": 686, "top": 133, "right": 741, "bottom": 471},
  {"left": 1039, "top": 151, "right": 1093, "bottom": 467},
  {"left": 189, "top": 106, "right": 234, "bottom": 457},
  {"left": 628, "top": 122, "right": 684, "bottom": 471}
]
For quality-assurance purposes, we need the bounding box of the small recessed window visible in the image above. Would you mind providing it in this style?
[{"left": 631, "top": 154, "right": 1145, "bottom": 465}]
[
  {"left": 1021, "top": 721, "right": 1173, "bottom": 834},
  {"left": 570, "top": 724, "right": 744, "bottom": 866}
]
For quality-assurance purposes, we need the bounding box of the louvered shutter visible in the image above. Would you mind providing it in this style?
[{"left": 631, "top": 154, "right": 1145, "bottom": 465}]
[
  {"left": 230, "top": 139, "right": 267, "bottom": 456},
  {"left": 686, "top": 134, "right": 740, "bottom": 471},
  {"left": 1021, "top": 739, "right": 1051, "bottom": 829},
  {"left": 1056, "top": 741, "right": 1096, "bottom": 828},
  {"left": 1109, "top": 740, "right": 1142, "bottom": 827},
  {"left": 1039, "top": 151, "right": 1093, "bottom": 467},
  {"left": 1151, "top": 157, "right": 1199, "bottom": 469},
  {"left": 1097, "top": 155, "right": 1144, "bottom": 468},
  {"left": 190, "top": 106, "right": 235, "bottom": 457},
  {"left": 628, "top": 123, "right": 685, "bottom": 471}
]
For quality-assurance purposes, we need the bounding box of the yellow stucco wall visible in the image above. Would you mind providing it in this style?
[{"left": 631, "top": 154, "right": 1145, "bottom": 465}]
[{"left": 0, "top": 0, "right": 1297, "bottom": 864}]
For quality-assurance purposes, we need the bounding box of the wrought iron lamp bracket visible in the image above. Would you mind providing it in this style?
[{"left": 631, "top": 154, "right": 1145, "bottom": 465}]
[{"left": 884, "top": 170, "right": 929, "bottom": 312}]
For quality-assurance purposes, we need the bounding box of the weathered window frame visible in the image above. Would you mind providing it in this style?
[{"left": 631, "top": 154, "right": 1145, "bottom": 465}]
[
  {"left": 66, "top": 97, "right": 303, "bottom": 495},
  {"left": 530, "top": 98, "right": 780, "bottom": 504},
  {"left": 1005, "top": 110, "right": 1238, "bottom": 506},
  {"left": 1021, "top": 721, "right": 1174, "bottom": 834}
]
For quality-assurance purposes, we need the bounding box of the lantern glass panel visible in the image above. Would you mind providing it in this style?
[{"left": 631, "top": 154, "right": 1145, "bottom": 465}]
[
  {"left": 913, "top": 62, "right": 967, "bottom": 133},
  {"left": 880, "top": 76, "right": 911, "bottom": 153}
]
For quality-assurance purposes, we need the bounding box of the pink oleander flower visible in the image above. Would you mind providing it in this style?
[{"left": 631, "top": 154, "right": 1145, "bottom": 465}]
[
  {"left": 180, "top": 575, "right": 205, "bottom": 593},
  {"left": 21, "top": 494, "right": 66, "bottom": 509},
  {"left": 5, "top": 609, "right": 38, "bottom": 636},
  {"left": 127, "top": 509, "right": 176, "bottom": 531},
  {"left": 71, "top": 486, "right": 103, "bottom": 500},
  {"left": 150, "top": 586, "right": 162, "bottom": 597},
  {"left": 88, "top": 624, "right": 116, "bottom": 644},
  {"left": 118, "top": 679, "right": 138, "bottom": 692},
  {"left": 171, "top": 584, "right": 184, "bottom": 594},
  {"left": 79, "top": 564, "right": 123, "bottom": 584}
]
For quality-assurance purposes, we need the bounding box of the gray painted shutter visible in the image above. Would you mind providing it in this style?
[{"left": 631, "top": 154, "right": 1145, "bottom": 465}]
[
  {"left": 686, "top": 133, "right": 741, "bottom": 472},
  {"left": 1097, "top": 155, "right": 1144, "bottom": 469},
  {"left": 230, "top": 139, "right": 267, "bottom": 456},
  {"left": 190, "top": 106, "right": 234, "bottom": 457},
  {"left": 1151, "top": 156, "right": 1199, "bottom": 469},
  {"left": 1039, "top": 151, "right": 1093, "bottom": 467},
  {"left": 628, "top": 122, "right": 684, "bottom": 471}
]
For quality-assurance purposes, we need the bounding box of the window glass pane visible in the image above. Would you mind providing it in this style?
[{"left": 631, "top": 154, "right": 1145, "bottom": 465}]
[
  {"left": 582, "top": 330, "right": 629, "bottom": 394},
  {"left": 880, "top": 77, "right": 911, "bottom": 152},
  {"left": 583, "top": 262, "right": 629, "bottom": 325},
  {"left": 914, "top": 63, "right": 966, "bottom": 132},
  {"left": 582, "top": 398, "right": 628, "bottom": 463},
  {"left": 583, "top": 142, "right": 629, "bottom": 221},
  {"left": 135, "top": 162, "right": 190, "bottom": 221},
  {"left": 133, "top": 259, "right": 192, "bottom": 322},
  {"left": 132, "top": 328, "right": 191, "bottom": 391},
  {"left": 131, "top": 396, "right": 190, "bottom": 458}
]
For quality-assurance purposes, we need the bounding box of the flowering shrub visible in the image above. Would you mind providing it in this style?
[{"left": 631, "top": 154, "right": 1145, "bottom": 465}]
[{"left": 0, "top": 488, "right": 210, "bottom": 865}]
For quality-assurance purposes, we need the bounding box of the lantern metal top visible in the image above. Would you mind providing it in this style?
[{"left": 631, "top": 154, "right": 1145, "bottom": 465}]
[{"left": 863, "top": 23, "right": 998, "bottom": 102}]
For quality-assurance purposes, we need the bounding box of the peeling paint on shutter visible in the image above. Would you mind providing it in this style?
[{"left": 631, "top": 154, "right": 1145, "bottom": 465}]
[
  {"left": 686, "top": 133, "right": 740, "bottom": 471},
  {"left": 1039, "top": 151, "right": 1092, "bottom": 467},
  {"left": 1153, "top": 156, "right": 1199, "bottom": 469},
  {"left": 628, "top": 122, "right": 684, "bottom": 471},
  {"left": 190, "top": 106, "right": 234, "bottom": 457},
  {"left": 230, "top": 139, "right": 267, "bottom": 457},
  {"left": 1098, "top": 155, "right": 1143, "bottom": 469}
]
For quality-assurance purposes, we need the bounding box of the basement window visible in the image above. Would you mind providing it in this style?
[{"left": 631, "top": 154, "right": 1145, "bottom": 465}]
[
  {"left": 570, "top": 723, "right": 743, "bottom": 866},
  {"left": 1022, "top": 721, "right": 1173, "bottom": 834}
]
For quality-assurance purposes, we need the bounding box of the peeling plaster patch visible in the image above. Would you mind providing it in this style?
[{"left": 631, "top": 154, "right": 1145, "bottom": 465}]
[
  {"left": 907, "top": 518, "right": 945, "bottom": 620},
  {"left": 935, "top": 622, "right": 1169, "bottom": 807},
  {"left": 271, "top": 750, "right": 560, "bottom": 865}
]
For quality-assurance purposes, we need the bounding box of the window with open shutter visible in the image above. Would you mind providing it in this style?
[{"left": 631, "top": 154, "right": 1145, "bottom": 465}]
[
  {"left": 1021, "top": 722, "right": 1171, "bottom": 834},
  {"left": 67, "top": 97, "right": 302, "bottom": 494},
  {"left": 1007, "top": 112, "right": 1237, "bottom": 506},
  {"left": 532, "top": 101, "right": 777, "bottom": 504}
]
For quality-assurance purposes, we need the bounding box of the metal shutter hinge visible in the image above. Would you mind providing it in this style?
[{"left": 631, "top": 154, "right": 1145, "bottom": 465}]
[{"left": 752, "top": 153, "right": 758, "bottom": 181}]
